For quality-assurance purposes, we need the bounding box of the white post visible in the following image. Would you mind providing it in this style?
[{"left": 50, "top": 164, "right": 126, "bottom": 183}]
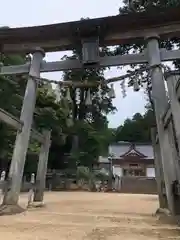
[
  {"left": 27, "top": 173, "right": 35, "bottom": 207},
  {"left": 2, "top": 48, "right": 45, "bottom": 206},
  {"left": 119, "top": 177, "right": 122, "bottom": 191},
  {"left": 33, "top": 130, "right": 51, "bottom": 203},
  {"left": 0, "top": 171, "right": 6, "bottom": 181},
  {"left": 146, "top": 36, "right": 177, "bottom": 214},
  {"left": 0, "top": 171, "right": 6, "bottom": 202}
]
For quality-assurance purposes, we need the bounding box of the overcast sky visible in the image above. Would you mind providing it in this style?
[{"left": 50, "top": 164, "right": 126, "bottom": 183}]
[{"left": 1, "top": 0, "right": 146, "bottom": 128}]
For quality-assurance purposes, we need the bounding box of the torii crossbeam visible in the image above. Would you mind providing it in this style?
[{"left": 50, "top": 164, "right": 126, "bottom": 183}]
[{"left": 0, "top": 7, "right": 180, "bottom": 53}]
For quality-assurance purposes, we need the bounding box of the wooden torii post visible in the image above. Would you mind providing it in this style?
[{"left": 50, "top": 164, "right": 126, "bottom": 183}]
[
  {"left": 0, "top": 50, "right": 52, "bottom": 214},
  {"left": 33, "top": 130, "right": 51, "bottom": 205}
]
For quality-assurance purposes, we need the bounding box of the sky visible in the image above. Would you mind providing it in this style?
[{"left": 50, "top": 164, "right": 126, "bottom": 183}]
[{"left": 1, "top": 0, "right": 146, "bottom": 128}]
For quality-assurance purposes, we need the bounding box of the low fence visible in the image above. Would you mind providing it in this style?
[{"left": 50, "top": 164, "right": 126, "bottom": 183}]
[
  {"left": 45, "top": 170, "right": 111, "bottom": 192},
  {"left": 0, "top": 170, "right": 157, "bottom": 197},
  {"left": 45, "top": 172, "right": 157, "bottom": 194},
  {"left": 115, "top": 176, "right": 157, "bottom": 194}
]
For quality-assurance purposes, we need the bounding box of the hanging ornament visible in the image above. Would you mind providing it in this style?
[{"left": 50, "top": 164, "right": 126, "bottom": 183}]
[
  {"left": 54, "top": 85, "right": 61, "bottom": 103},
  {"left": 66, "top": 117, "right": 74, "bottom": 127},
  {"left": 66, "top": 110, "right": 74, "bottom": 127},
  {"left": 133, "top": 78, "right": 140, "bottom": 92},
  {"left": 65, "top": 87, "right": 72, "bottom": 102},
  {"left": 108, "top": 84, "right": 116, "bottom": 99},
  {"left": 98, "top": 85, "right": 103, "bottom": 102},
  {"left": 120, "top": 80, "right": 127, "bottom": 98},
  {"left": 85, "top": 89, "right": 92, "bottom": 106},
  {"left": 0, "top": 62, "right": 3, "bottom": 70},
  {"left": 75, "top": 88, "right": 81, "bottom": 104}
]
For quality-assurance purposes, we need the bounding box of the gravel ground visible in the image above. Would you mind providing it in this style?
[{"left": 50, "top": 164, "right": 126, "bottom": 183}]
[{"left": 0, "top": 192, "right": 180, "bottom": 240}]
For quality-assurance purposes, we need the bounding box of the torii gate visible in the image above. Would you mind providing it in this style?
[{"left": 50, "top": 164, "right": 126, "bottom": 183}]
[{"left": 0, "top": 6, "right": 180, "bottom": 216}]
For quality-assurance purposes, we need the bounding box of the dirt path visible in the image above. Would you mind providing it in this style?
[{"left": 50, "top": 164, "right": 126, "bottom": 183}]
[{"left": 0, "top": 192, "right": 180, "bottom": 239}]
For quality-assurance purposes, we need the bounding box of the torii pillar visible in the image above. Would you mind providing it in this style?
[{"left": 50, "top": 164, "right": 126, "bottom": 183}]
[
  {"left": 1, "top": 48, "right": 45, "bottom": 213},
  {"left": 33, "top": 130, "right": 51, "bottom": 204},
  {"left": 166, "top": 73, "right": 180, "bottom": 214},
  {"left": 146, "top": 35, "right": 178, "bottom": 214}
]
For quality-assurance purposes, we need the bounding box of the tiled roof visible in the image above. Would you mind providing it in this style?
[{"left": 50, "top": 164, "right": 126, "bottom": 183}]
[
  {"left": 99, "top": 142, "right": 154, "bottom": 163},
  {"left": 135, "top": 145, "right": 154, "bottom": 159}
]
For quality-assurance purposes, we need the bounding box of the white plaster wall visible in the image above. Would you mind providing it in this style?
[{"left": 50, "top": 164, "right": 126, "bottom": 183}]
[
  {"left": 146, "top": 167, "right": 155, "bottom": 177},
  {"left": 113, "top": 166, "right": 123, "bottom": 177}
]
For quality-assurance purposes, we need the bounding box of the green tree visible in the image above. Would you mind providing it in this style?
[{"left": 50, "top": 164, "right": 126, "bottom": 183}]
[
  {"left": 33, "top": 83, "right": 73, "bottom": 170},
  {"left": 116, "top": 0, "right": 180, "bottom": 90},
  {"left": 124, "top": 0, "right": 179, "bottom": 13},
  {"left": 0, "top": 53, "right": 28, "bottom": 169},
  {"left": 115, "top": 108, "right": 155, "bottom": 143},
  {"left": 0, "top": 52, "right": 72, "bottom": 172},
  {"left": 61, "top": 48, "right": 116, "bottom": 168}
]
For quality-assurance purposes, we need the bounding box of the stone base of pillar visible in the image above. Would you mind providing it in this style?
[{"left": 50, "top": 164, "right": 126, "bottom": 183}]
[
  {"left": 174, "top": 198, "right": 180, "bottom": 215},
  {"left": 27, "top": 201, "right": 45, "bottom": 208},
  {"left": 159, "top": 194, "right": 168, "bottom": 210},
  {"left": 33, "top": 192, "right": 43, "bottom": 201},
  {"left": 0, "top": 204, "right": 25, "bottom": 216},
  {"left": 155, "top": 207, "right": 171, "bottom": 216},
  {"left": 155, "top": 207, "right": 180, "bottom": 226}
]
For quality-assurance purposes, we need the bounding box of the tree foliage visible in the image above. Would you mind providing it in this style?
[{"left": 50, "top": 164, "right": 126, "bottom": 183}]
[
  {"left": 116, "top": 0, "right": 180, "bottom": 93},
  {"left": 115, "top": 107, "right": 155, "bottom": 143}
]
